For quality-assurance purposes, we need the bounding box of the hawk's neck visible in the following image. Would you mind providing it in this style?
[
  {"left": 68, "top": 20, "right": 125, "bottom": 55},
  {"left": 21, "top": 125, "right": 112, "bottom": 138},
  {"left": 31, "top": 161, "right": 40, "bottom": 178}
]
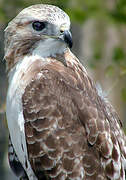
[{"left": 32, "top": 38, "right": 67, "bottom": 58}]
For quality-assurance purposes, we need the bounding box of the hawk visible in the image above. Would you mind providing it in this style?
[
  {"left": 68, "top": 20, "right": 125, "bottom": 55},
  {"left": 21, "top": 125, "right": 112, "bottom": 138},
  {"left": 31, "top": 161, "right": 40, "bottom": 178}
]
[{"left": 4, "top": 4, "right": 126, "bottom": 180}]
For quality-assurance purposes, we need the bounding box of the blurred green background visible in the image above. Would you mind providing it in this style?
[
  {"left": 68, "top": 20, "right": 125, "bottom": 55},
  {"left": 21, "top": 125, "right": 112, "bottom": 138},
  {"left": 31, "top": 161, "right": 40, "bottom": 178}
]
[{"left": 0, "top": 0, "right": 126, "bottom": 179}]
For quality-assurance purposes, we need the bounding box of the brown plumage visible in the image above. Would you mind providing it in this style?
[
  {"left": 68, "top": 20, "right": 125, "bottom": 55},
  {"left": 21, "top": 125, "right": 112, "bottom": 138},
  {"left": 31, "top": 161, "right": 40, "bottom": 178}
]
[
  {"left": 22, "top": 50, "right": 126, "bottom": 179},
  {"left": 5, "top": 4, "right": 126, "bottom": 180}
]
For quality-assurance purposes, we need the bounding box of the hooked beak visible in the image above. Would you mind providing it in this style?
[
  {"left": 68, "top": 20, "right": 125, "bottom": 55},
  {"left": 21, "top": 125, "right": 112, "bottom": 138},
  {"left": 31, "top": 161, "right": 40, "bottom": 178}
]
[{"left": 60, "top": 30, "right": 73, "bottom": 48}]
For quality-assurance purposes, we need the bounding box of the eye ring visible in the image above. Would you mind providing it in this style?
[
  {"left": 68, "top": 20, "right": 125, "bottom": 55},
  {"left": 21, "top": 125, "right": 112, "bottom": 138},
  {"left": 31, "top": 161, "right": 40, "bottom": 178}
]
[{"left": 32, "top": 21, "right": 46, "bottom": 31}]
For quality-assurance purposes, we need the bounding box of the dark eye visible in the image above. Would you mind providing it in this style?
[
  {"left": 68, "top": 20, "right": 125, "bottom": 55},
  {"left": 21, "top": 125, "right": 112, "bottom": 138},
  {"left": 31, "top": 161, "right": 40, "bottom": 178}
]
[{"left": 32, "top": 21, "right": 46, "bottom": 31}]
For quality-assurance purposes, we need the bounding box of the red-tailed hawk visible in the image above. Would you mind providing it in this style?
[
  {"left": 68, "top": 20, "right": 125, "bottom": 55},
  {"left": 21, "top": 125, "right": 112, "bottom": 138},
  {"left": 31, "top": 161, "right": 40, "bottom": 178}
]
[{"left": 4, "top": 4, "right": 126, "bottom": 180}]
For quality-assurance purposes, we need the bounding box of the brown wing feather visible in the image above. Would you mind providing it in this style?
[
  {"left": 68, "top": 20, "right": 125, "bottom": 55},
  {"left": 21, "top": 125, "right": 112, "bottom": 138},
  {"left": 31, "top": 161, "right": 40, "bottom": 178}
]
[{"left": 22, "top": 50, "right": 126, "bottom": 180}]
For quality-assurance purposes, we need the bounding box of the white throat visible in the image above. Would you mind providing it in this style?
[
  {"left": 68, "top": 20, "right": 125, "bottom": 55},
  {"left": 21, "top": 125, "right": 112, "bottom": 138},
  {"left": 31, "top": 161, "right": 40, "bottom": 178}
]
[{"left": 32, "top": 38, "right": 67, "bottom": 58}]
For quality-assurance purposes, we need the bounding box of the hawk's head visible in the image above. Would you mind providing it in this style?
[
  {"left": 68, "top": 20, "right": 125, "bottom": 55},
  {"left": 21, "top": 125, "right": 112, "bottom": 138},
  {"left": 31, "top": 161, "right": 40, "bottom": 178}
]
[{"left": 4, "top": 4, "right": 72, "bottom": 70}]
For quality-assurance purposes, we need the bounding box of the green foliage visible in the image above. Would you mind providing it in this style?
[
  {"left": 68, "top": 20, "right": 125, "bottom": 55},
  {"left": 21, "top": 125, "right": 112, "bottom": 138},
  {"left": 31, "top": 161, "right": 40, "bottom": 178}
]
[
  {"left": 121, "top": 88, "right": 126, "bottom": 102},
  {"left": 105, "top": 65, "right": 115, "bottom": 77},
  {"left": 66, "top": 8, "right": 87, "bottom": 23},
  {"left": 110, "top": 0, "right": 126, "bottom": 23},
  {"left": 0, "top": 8, "right": 7, "bottom": 22},
  {"left": 89, "top": 48, "right": 102, "bottom": 69},
  {"left": 120, "top": 66, "right": 126, "bottom": 76},
  {"left": 112, "top": 47, "right": 125, "bottom": 64}
]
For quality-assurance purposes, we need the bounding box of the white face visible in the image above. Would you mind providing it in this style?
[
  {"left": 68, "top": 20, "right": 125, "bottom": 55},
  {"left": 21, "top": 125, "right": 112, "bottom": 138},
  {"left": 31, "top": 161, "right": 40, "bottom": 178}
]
[{"left": 4, "top": 4, "right": 72, "bottom": 60}]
